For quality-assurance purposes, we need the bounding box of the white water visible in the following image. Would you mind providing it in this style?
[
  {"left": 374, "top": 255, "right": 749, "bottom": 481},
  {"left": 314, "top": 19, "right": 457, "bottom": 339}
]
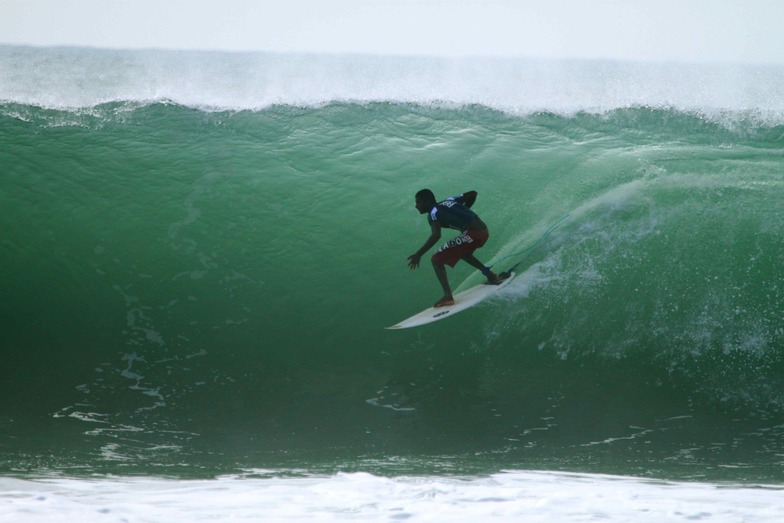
[
  {"left": 2, "top": 471, "right": 782, "bottom": 522},
  {"left": 2, "top": 46, "right": 784, "bottom": 119}
]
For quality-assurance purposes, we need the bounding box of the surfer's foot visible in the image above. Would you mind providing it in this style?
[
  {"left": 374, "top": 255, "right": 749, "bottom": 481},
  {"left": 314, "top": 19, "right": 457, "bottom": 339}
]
[
  {"left": 434, "top": 296, "right": 455, "bottom": 308},
  {"left": 485, "top": 271, "right": 510, "bottom": 285},
  {"left": 485, "top": 271, "right": 501, "bottom": 284}
]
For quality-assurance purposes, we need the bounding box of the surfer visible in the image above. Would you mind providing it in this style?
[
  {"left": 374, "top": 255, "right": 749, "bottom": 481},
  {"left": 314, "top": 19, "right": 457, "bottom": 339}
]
[{"left": 407, "top": 189, "right": 503, "bottom": 307}]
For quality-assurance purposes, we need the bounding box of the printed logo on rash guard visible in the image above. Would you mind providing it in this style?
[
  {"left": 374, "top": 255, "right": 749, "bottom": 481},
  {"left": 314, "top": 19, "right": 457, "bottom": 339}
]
[{"left": 429, "top": 196, "right": 476, "bottom": 231}]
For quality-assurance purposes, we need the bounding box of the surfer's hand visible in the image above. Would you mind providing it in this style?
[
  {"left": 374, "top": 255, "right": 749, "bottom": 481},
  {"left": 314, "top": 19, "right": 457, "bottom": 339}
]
[{"left": 407, "top": 254, "right": 421, "bottom": 269}]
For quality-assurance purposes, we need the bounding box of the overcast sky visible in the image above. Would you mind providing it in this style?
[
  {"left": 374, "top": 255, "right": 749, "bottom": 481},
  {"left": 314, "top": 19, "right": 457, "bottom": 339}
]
[{"left": 2, "top": 0, "right": 783, "bottom": 64}]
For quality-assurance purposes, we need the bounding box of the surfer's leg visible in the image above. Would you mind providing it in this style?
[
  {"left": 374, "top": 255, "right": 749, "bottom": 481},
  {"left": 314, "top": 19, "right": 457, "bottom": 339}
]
[
  {"left": 461, "top": 253, "right": 486, "bottom": 271},
  {"left": 461, "top": 254, "right": 499, "bottom": 283},
  {"left": 431, "top": 260, "right": 455, "bottom": 307}
]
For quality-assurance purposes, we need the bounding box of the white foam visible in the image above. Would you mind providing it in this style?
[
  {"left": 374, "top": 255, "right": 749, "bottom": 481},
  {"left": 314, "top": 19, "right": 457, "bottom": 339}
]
[
  {"left": 2, "top": 46, "right": 783, "bottom": 119},
  {"left": 1, "top": 470, "right": 782, "bottom": 522}
]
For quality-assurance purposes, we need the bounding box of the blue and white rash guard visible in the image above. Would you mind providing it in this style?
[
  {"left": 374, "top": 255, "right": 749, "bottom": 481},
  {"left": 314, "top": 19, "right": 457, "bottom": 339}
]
[{"left": 427, "top": 194, "right": 478, "bottom": 232}]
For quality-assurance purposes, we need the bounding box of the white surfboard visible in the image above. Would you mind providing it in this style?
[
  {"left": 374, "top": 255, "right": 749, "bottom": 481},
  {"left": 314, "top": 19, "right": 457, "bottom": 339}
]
[{"left": 386, "top": 273, "right": 516, "bottom": 329}]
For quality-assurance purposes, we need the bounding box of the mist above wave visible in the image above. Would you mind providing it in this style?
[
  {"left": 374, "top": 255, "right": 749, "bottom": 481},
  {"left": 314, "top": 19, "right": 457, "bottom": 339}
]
[{"left": 2, "top": 45, "right": 783, "bottom": 118}]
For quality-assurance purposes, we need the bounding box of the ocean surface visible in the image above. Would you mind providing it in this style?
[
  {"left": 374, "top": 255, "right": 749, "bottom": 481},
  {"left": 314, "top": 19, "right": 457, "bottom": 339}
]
[{"left": 2, "top": 45, "right": 784, "bottom": 520}]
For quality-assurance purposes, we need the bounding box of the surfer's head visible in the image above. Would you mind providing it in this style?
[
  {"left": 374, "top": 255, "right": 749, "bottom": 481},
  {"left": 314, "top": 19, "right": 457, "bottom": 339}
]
[{"left": 415, "top": 189, "right": 436, "bottom": 214}]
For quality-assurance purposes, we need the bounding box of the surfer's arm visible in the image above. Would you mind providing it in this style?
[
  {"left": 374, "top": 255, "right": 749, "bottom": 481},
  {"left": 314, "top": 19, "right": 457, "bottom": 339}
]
[
  {"left": 459, "top": 190, "right": 477, "bottom": 208},
  {"left": 407, "top": 221, "right": 442, "bottom": 269}
]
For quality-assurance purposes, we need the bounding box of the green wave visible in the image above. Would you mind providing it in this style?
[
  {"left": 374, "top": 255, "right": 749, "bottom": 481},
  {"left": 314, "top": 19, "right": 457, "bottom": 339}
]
[{"left": 2, "top": 102, "right": 783, "bottom": 479}]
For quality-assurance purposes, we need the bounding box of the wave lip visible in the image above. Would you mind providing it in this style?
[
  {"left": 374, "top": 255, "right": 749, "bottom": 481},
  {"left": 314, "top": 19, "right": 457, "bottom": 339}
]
[{"left": 2, "top": 45, "right": 784, "bottom": 119}]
